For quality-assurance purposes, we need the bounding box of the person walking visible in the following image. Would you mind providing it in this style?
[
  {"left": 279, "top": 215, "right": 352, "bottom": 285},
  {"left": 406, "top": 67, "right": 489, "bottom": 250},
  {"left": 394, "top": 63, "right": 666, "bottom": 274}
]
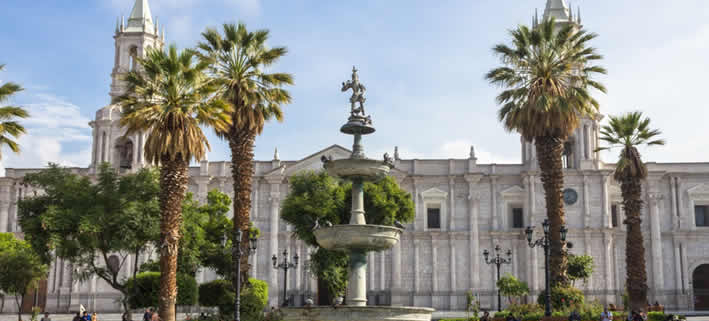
[
  {"left": 480, "top": 311, "right": 491, "bottom": 321},
  {"left": 82, "top": 312, "right": 90, "bottom": 321},
  {"left": 91, "top": 312, "right": 98, "bottom": 321},
  {"left": 72, "top": 312, "right": 81, "bottom": 321},
  {"left": 40, "top": 313, "right": 51, "bottom": 321},
  {"left": 601, "top": 306, "right": 613, "bottom": 321},
  {"left": 143, "top": 309, "right": 152, "bottom": 321}
]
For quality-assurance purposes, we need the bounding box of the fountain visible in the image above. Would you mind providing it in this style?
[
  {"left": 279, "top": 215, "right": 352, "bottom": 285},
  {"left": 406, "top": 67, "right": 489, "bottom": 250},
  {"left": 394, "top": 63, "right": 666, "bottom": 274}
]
[{"left": 279, "top": 67, "right": 434, "bottom": 321}]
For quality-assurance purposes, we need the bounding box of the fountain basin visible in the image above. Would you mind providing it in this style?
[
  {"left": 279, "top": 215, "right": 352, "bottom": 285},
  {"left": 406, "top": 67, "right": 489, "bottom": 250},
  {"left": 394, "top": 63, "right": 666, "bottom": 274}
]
[
  {"left": 314, "top": 225, "right": 402, "bottom": 252},
  {"left": 324, "top": 158, "right": 392, "bottom": 181},
  {"left": 280, "top": 306, "right": 434, "bottom": 321}
]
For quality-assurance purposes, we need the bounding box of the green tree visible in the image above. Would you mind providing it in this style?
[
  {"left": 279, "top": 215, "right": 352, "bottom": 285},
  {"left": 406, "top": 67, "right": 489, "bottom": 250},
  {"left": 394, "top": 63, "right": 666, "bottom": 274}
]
[
  {"left": 0, "top": 64, "right": 29, "bottom": 162},
  {"left": 280, "top": 171, "right": 414, "bottom": 300},
  {"left": 125, "top": 272, "right": 197, "bottom": 308},
  {"left": 496, "top": 273, "right": 529, "bottom": 304},
  {"left": 197, "top": 23, "right": 294, "bottom": 286},
  {"left": 597, "top": 111, "right": 665, "bottom": 312},
  {"left": 0, "top": 233, "right": 48, "bottom": 321},
  {"left": 567, "top": 254, "right": 594, "bottom": 287},
  {"left": 118, "top": 44, "right": 232, "bottom": 321},
  {"left": 18, "top": 164, "right": 161, "bottom": 313},
  {"left": 486, "top": 18, "right": 606, "bottom": 286},
  {"left": 198, "top": 278, "right": 268, "bottom": 320}
]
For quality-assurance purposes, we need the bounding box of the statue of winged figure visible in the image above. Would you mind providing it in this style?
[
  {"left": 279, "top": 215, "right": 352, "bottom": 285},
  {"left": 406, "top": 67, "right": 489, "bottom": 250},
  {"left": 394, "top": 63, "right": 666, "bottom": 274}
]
[{"left": 341, "top": 66, "right": 367, "bottom": 117}]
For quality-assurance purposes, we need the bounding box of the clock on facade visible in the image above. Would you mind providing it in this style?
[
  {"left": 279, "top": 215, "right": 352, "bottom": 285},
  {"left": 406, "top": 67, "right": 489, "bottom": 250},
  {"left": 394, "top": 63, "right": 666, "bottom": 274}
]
[{"left": 563, "top": 188, "right": 578, "bottom": 205}]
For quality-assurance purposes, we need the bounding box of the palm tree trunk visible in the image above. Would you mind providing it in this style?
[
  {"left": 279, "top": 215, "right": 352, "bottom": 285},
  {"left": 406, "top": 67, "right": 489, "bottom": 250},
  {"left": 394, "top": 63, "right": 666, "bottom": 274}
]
[
  {"left": 229, "top": 128, "right": 256, "bottom": 290},
  {"left": 157, "top": 156, "right": 189, "bottom": 321},
  {"left": 621, "top": 177, "right": 648, "bottom": 312},
  {"left": 535, "top": 135, "right": 569, "bottom": 287}
]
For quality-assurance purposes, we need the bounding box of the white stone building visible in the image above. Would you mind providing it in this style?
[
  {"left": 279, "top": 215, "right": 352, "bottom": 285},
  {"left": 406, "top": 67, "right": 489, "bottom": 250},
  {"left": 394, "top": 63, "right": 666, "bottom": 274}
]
[{"left": 1, "top": 0, "right": 709, "bottom": 313}]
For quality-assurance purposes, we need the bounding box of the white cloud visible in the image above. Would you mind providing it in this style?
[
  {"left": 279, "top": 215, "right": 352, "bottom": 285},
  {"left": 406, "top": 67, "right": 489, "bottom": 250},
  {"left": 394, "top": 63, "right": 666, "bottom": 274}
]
[{"left": 1, "top": 94, "right": 93, "bottom": 174}]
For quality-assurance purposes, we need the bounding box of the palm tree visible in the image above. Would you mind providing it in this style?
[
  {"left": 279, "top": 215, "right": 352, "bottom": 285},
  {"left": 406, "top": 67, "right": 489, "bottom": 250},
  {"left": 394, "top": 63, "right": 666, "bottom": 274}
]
[
  {"left": 197, "top": 23, "right": 294, "bottom": 287},
  {"left": 597, "top": 111, "right": 664, "bottom": 312},
  {"left": 117, "top": 45, "right": 231, "bottom": 321},
  {"left": 486, "top": 18, "right": 606, "bottom": 286},
  {"left": 0, "top": 64, "right": 29, "bottom": 161}
]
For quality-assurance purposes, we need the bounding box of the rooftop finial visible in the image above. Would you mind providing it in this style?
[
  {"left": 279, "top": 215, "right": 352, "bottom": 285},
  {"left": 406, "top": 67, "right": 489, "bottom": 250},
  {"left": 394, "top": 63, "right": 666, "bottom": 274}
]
[
  {"left": 470, "top": 145, "right": 476, "bottom": 160},
  {"left": 273, "top": 147, "right": 280, "bottom": 161},
  {"left": 394, "top": 146, "right": 400, "bottom": 161}
]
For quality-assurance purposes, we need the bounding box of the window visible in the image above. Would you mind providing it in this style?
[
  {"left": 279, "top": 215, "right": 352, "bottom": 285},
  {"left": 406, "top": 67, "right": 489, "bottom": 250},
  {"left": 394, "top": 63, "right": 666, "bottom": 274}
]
[
  {"left": 427, "top": 207, "right": 441, "bottom": 229},
  {"left": 611, "top": 204, "right": 619, "bottom": 227},
  {"left": 512, "top": 207, "right": 524, "bottom": 228},
  {"left": 696, "top": 205, "right": 709, "bottom": 227}
]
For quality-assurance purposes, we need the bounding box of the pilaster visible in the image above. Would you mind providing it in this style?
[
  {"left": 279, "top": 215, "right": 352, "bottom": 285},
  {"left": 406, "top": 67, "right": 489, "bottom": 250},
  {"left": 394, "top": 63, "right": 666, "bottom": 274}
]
[
  {"left": 448, "top": 176, "right": 455, "bottom": 230},
  {"left": 490, "top": 175, "right": 498, "bottom": 230},
  {"left": 0, "top": 179, "right": 12, "bottom": 233},
  {"left": 465, "top": 174, "right": 482, "bottom": 290},
  {"left": 648, "top": 192, "right": 664, "bottom": 291},
  {"left": 583, "top": 175, "right": 591, "bottom": 227}
]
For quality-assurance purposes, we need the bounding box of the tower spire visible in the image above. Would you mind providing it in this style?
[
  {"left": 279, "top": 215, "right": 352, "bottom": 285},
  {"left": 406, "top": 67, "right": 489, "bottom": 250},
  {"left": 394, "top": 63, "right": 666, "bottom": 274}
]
[
  {"left": 543, "top": 0, "right": 570, "bottom": 21},
  {"left": 126, "top": 0, "right": 154, "bottom": 34}
]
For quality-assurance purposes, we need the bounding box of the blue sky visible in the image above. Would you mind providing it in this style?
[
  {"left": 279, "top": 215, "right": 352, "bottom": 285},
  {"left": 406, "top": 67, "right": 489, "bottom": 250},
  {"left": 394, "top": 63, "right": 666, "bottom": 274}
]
[{"left": 1, "top": 0, "right": 708, "bottom": 170}]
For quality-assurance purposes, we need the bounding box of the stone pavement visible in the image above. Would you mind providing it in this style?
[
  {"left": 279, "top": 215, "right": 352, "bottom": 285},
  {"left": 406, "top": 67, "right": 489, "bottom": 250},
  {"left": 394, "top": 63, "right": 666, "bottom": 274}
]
[{"left": 1, "top": 313, "right": 709, "bottom": 321}]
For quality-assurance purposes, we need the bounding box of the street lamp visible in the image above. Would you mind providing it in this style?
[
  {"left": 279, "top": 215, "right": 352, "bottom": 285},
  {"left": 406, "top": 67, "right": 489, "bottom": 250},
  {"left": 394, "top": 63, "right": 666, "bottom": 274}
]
[
  {"left": 234, "top": 229, "right": 258, "bottom": 321},
  {"left": 525, "top": 219, "right": 567, "bottom": 317},
  {"left": 483, "top": 245, "right": 512, "bottom": 312},
  {"left": 273, "top": 249, "right": 299, "bottom": 307}
]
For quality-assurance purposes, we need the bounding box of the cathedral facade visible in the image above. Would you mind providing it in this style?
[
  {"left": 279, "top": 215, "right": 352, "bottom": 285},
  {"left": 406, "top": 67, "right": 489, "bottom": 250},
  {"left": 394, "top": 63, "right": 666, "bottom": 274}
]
[{"left": 2, "top": 0, "right": 709, "bottom": 313}]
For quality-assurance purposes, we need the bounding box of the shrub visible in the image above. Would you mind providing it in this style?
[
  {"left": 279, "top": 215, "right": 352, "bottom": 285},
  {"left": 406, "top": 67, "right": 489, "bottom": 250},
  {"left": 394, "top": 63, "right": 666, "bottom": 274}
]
[
  {"left": 126, "top": 272, "right": 198, "bottom": 308},
  {"left": 537, "top": 286, "right": 584, "bottom": 310},
  {"left": 647, "top": 312, "right": 666, "bottom": 321},
  {"left": 497, "top": 274, "right": 530, "bottom": 304},
  {"left": 198, "top": 278, "right": 268, "bottom": 320}
]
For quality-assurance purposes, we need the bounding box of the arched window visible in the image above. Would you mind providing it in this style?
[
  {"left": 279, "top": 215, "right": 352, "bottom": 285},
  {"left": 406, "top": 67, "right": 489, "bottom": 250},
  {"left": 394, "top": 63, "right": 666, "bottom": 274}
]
[
  {"left": 101, "top": 132, "right": 107, "bottom": 163},
  {"left": 116, "top": 137, "right": 134, "bottom": 170},
  {"left": 562, "top": 140, "right": 575, "bottom": 169},
  {"left": 129, "top": 46, "right": 138, "bottom": 71}
]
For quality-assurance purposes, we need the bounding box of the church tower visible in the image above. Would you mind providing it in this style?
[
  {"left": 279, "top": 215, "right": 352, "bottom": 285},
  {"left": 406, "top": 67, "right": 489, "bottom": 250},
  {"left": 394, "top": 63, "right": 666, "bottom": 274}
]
[
  {"left": 89, "top": 0, "right": 164, "bottom": 173},
  {"left": 523, "top": 0, "right": 601, "bottom": 170}
]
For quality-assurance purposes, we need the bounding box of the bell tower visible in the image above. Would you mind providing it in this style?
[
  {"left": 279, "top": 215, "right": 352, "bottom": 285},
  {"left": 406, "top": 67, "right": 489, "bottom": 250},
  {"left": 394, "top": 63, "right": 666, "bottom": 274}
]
[
  {"left": 523, "top": 0, "right": 600, "bottom": 170},
  {"left": 90, "top": 0, "right": 164, "bottom": 173}
]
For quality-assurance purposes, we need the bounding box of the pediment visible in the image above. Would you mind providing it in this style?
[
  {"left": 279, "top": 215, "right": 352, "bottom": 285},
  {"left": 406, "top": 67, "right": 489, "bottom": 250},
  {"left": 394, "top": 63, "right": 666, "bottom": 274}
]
[
  {"left": 688, "top": 184, "right": 709, "bottom": 197},
  {"left": 420, "top": 187, "right": 448, "bottom": 199},
  {"left": 500, "top": 185, "right": 525, "bottom": 197},
  {"left": 283, "top": 144, "right": 352, "bottom": 177}
]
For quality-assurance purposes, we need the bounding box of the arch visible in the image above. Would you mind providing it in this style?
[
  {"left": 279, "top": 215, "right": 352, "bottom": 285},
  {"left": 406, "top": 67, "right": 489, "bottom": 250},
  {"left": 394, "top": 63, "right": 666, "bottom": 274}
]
[
  {"left": 114, "top": 136, "right": 134, "bottom": 169},
  {"left": 693, "top": 264, "right": 709, "bottom": 310},
  {"left": 129, "top": 46, "right": 138, "bottom": 71}
]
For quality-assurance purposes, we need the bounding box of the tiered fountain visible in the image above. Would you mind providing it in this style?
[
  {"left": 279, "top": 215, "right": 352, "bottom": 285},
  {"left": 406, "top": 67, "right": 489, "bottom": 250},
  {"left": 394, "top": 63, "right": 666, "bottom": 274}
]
[{"left": 279, "top": 67, "right": 434, "bottom": 321}]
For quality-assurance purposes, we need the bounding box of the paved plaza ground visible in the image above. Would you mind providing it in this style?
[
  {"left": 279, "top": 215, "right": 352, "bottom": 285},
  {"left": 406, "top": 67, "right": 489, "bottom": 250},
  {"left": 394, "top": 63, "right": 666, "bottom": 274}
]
[{"left": 1, "top": 312, "right": 708, "bottom": 321}]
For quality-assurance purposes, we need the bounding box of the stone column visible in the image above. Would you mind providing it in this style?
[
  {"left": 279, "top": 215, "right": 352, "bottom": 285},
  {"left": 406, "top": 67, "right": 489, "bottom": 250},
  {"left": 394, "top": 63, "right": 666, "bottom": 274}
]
[
  {"left": 583, "top": 175, "right": 591, "bottom": 227},
  {"left": 491, "top": 176, "right": 498, "bottom": 230},
  {"left": 648, "top": 193, "right": 664, "bottom": 293},
  {"left": 603, "top": 231, "right": 614, "bottom": 303},
  {"left": 347, "top": 179, "right": 368, "bottom": 306},
  {"left": 432, "top": 237, "right": 439, "bottom": 305},
  {"left": 89, "top": 122, "right": 97, "bottom": 168},
  {"left": 392, "top": 242, "right": 402, "bottom": 288},
  {"left": 413, "top": 177, "right": 421, "bottom": 231},
  {"left": 673, "top": 236, "right": 683, "bottom": 295},
  {"left": 266, "top": 177, "right": 282, "bottom": 306},
  {"left": 670, "top": 176, "right": 678, "bottom": 230},
  {"left": 449, "top": 237, "right": 457, "bottom": 309},
  {"left": 0, "top": 180, "right": 12, "bottom": 233},
  {"left": 465, "top": 174, "right": 482, "bottom": 290},
  {"left": 676, "top": 177, "right": 684, "bottom": 229},
  {"left": 583, "top": 232, "right": 593, "bottom": 290},
  {"left": 379, "top": 251, "right": 386, "bottom": 290},
  {"left": 448, "top": 176, "right": 455, "bottom": 230},
  {"left": 97, "top": 130, "right": 105, "bottom": 164},
  {"left": 577, "top": 126, "right": 586, "bottom": 161},
  {"left": 602, "top": 175, "right": 611, "bottom": 228},
  {"left": 414, "top": 239, "right": 420, "bottom": 296},
  {"left": 132, "top": 134, "right": 140, "bottom": 168}
]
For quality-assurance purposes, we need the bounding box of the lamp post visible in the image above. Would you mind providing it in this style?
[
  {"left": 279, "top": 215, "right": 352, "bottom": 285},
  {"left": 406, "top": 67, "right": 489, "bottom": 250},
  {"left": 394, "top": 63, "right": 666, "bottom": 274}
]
[
  {"left": 483, "top": 245, "right": 512, "bottom": 312},
  {"left": 525, "top": 219, "right": 568, "bottom": 317},
  {"left": 234, "top": 229, "right": 258, "bottom": 321},
  {"left": 272, "top": 249, "right": 299, "bottom": 307}
]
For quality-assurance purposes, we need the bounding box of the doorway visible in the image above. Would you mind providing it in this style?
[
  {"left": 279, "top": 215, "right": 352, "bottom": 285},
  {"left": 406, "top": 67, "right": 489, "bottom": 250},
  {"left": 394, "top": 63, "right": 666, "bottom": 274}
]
[
  {"left": 317, "top": 278, "right": 331, "bottom": 306},
  {"left": 693, "top": 264, "right": 709, "bottom": 310}
]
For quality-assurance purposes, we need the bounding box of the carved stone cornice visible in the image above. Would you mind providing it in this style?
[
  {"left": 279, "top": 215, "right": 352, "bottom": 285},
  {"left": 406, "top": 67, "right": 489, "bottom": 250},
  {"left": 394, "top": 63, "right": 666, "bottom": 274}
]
[{"left": 463, "top": 174, "right": 483, "bottom": 184}]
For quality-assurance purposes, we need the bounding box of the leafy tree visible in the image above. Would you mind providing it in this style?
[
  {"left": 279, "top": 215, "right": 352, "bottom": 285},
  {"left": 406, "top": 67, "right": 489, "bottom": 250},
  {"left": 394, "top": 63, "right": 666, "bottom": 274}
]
[
  {"left": 280, "top": 171, "right": 414, "bottom": 300},
  {"left": 496, "top": 273, "right": 529, "bottom": 304},
  {"left": 0, "top": 233, "right": 48, "bottom": 321},
  {"left": 118, "top": 44, "right": 232, "bottom": 321},
  {"left": 486, "top": 18, "right": 606, "bottom": 286},
  {"left": 197, "top": 23, "right": 294, "bottom": 286},
  {"left": 567, "top": 254, "right": 594, "bottom": 287},
  {"left": 198, "top": 278, "right": 268, "bottom": 320},
  {"left": 597, "top": 111, "right": 665, "bottom": 312},
  {"left": 18, "top": 164, "right": 160, "bottom": 313},
  {"left": 125, "top": 272, "right": 197, "bottom": 308},
  {"left": 0, "top": 64, "right": 29, "bottom": 162}
]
